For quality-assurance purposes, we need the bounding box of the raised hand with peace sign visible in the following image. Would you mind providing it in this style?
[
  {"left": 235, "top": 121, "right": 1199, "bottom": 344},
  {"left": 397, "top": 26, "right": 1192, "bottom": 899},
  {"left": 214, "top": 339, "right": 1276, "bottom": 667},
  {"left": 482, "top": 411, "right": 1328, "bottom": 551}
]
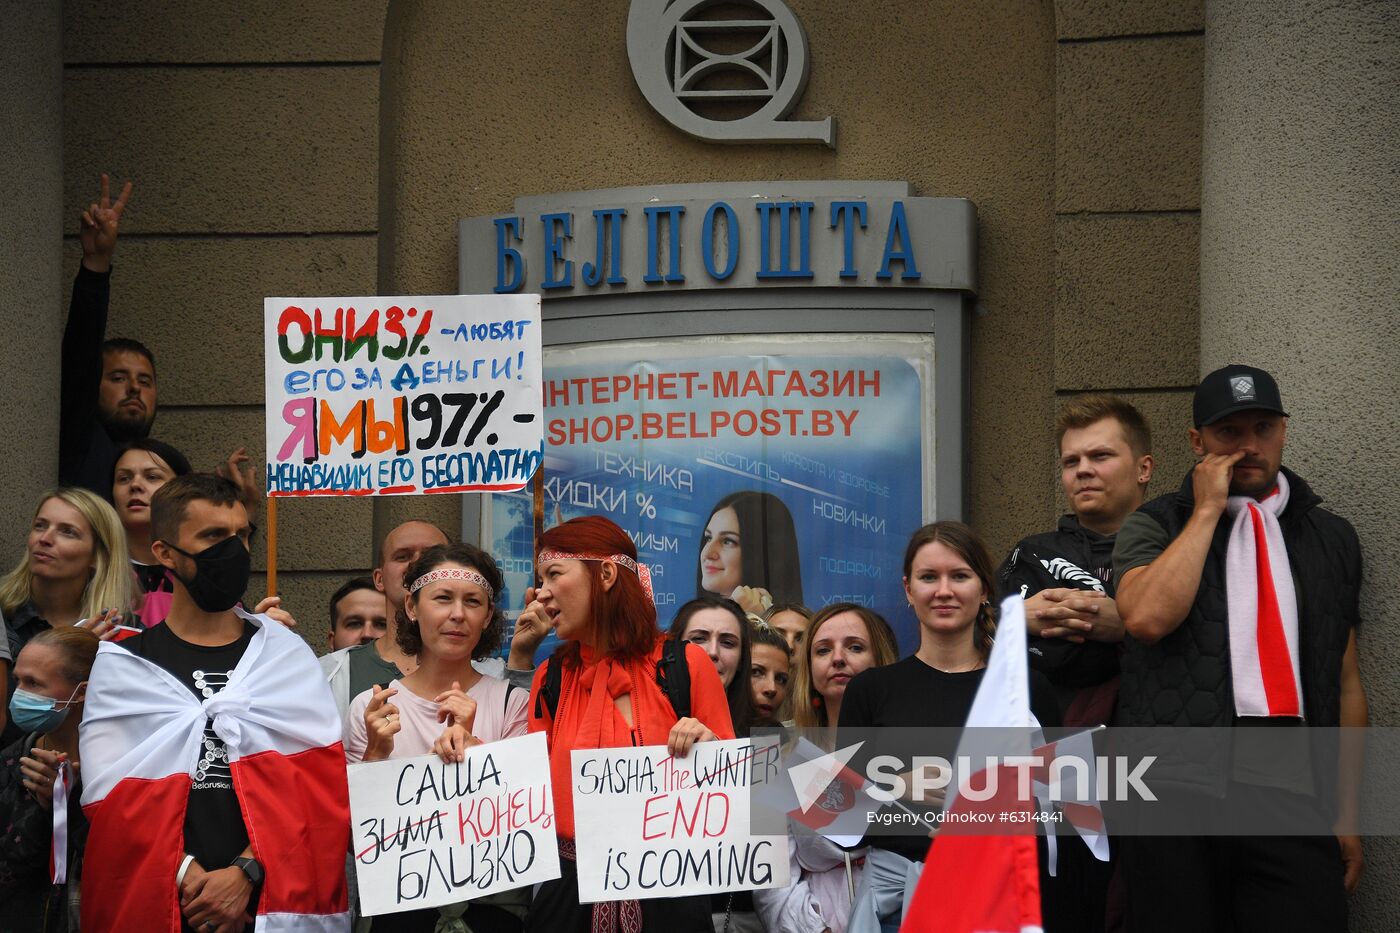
[{"left": 79, "top": 173, "right": 133, "bottom": 274}]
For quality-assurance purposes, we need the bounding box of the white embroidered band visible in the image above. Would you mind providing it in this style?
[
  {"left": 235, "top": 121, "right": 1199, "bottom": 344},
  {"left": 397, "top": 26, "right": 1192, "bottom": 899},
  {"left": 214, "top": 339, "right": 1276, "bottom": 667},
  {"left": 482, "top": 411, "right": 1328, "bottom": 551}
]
[
  {"left": 536, "top": 549, "right": 655, "bottom": 602},
  {"left": 409, "top": 567, "right": 494, "bottom": 599}
]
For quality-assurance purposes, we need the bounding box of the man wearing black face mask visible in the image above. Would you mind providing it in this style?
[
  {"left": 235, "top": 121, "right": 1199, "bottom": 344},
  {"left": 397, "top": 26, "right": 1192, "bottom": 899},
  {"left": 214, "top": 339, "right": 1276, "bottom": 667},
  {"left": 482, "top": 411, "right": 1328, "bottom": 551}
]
[{"left": 78, "top": 474, "right": 350, "bottom": 932}]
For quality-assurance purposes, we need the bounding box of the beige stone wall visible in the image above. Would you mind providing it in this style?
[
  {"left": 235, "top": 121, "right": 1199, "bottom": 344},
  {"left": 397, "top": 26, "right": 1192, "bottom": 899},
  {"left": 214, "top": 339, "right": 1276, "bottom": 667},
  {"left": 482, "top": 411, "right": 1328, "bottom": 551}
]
[
  {"left": 0, "top": 3, "right": 63, "bottom": 552},
  {"left": 60, "top": 1, "right": 390, "bottom": 650},
  {"left": 380, "top": 0, "right": 1059, "bottom": 560},
  {"left": 1053, "top": 0, "right": 1204, "bottom": 493}
]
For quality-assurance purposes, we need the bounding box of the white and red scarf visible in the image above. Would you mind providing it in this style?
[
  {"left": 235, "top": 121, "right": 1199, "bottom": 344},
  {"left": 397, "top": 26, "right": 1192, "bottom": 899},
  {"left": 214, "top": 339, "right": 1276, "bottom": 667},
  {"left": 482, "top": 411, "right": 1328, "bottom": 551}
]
[
  {"left": 1225, "top": 473, "right": 1303, "bottom": 718},
  {"left": 79, "top": 609, "right": 351, "bottom": 932}
]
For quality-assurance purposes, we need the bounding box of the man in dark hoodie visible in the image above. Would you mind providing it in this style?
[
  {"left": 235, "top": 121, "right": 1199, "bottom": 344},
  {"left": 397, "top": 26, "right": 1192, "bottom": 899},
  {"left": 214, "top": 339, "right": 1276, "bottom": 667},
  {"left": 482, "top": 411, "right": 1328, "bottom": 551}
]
[
  {"left": 999, "top": 393, "right": 1154, "bottom": 726},
  {"left": 998, "top": 393, "right": 1153, "bottom": 933},
  {"left": 58, "top": 173, "right": 159, "bottom": 496}
]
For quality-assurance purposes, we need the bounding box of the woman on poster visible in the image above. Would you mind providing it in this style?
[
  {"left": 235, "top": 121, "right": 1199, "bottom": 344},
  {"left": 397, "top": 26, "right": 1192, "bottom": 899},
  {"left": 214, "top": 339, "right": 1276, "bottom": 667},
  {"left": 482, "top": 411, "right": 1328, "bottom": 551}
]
[
  {"left": 696, "top": 491, "right": 804, "bottom": 616},
  {"left": 527, "top": 515, "right": 735, "bottom": 933}
]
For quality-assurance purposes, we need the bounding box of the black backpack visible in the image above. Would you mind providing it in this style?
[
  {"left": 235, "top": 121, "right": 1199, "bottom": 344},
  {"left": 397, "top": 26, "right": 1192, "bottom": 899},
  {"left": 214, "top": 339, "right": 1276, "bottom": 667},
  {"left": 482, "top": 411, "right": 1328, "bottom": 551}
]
[{"left": 533, "top": 638, "right": 691, "bottom": 725}]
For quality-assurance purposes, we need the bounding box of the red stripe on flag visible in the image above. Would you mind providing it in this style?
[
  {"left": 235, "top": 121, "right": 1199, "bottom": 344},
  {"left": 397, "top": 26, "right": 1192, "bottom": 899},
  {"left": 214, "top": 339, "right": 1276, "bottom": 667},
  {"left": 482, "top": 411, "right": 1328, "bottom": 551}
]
[
  {"left": 903, "top": 829, "right": 1041, "bottom": 933},
  {"left": 232, "top": 743, "right": 351, "bottom": 917},
  {"left": 82, "top": 772, "right": 190, "bottom": 933},
  {"left": 1248, "top": 505, "right": 1300, "bottom": 716}
]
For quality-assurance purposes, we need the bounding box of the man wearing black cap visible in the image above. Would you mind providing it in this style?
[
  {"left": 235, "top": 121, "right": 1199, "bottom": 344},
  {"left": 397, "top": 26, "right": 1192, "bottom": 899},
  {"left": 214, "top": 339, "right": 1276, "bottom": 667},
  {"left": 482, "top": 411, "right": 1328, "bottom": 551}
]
[{"left": 1112, "top": 365, "right": 1366, "bottom": 931}]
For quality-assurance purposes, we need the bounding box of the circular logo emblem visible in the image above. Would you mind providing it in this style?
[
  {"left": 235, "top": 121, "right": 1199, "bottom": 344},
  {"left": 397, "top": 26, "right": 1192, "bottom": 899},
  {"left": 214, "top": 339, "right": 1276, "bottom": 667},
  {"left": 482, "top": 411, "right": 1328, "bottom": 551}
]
[
  {"left": 817, "top": 778, "right": 855, "bottom": 814},
  {"left": 628, "top": 0, "right": 835, "bottom": 146}
]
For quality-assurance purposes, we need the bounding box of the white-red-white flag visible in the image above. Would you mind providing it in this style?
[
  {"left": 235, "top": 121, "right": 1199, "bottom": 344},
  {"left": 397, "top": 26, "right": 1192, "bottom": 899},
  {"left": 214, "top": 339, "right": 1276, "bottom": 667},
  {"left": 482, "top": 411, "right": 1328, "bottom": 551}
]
[
  {"left": 900, "top": 594, "right": 1043, "bottom": 933},
  {"left": 1032, "top": 726, "right": 1109, "bottom": 863},
  {"left": 80, "top": 610, "right": 352, "bottom": 932}
]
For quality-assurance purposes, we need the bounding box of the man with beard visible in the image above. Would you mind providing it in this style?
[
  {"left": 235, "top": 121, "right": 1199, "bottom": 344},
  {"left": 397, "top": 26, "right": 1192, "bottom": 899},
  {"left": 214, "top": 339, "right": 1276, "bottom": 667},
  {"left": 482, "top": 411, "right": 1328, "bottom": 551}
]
[
  {"left": 58, "top": 173, "right": 159, "bottom": 495},
  {"left": 1114, "top": 365, "right": 1366, "bottom": 931}
]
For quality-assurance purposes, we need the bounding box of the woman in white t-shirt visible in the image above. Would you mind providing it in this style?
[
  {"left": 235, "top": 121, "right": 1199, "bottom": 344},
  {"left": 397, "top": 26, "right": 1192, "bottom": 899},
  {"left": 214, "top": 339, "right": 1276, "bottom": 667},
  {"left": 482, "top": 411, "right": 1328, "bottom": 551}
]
[{"left": 345, "top": 541, "right": 529, "bottom": 933}]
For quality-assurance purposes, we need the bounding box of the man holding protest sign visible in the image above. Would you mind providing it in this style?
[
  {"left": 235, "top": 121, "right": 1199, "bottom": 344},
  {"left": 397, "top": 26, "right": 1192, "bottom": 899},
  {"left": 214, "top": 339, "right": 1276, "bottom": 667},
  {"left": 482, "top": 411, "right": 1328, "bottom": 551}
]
[{"left": 79, "top": 474, "right": 349, "bottom": 932}]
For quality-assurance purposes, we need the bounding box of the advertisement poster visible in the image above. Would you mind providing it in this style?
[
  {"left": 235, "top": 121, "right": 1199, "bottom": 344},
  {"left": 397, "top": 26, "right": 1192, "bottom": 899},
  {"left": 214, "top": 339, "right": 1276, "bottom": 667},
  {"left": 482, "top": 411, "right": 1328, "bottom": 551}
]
[
  {"left": 264, "top": 294, "right": 543, "bottom": 497},
  {"left": 487, "top": 334, "right": 933, "bottom": 655}
]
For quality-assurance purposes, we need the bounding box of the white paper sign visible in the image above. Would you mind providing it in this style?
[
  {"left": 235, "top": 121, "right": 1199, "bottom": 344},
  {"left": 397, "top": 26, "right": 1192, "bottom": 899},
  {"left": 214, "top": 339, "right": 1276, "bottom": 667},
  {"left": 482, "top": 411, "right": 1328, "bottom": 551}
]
[
  {"left": 264, "top": 293, "right": 542, "bottom": 497},
  {"left": 348, "top": 733, "right": 560, "bottom": 917},
  {"left": 570, "top": 738, "right": 789, "bottom": 902}
]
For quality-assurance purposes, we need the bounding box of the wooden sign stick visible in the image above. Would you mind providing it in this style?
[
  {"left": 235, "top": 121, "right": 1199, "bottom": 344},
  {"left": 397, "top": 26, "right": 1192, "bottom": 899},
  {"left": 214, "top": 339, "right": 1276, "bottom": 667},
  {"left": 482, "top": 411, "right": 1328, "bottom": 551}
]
[
  {"left": 266, "top": 496, "right": 279, "bottom": 598},
  {"left": 531, "top": 468, "right": 545, "bottom": 560}
]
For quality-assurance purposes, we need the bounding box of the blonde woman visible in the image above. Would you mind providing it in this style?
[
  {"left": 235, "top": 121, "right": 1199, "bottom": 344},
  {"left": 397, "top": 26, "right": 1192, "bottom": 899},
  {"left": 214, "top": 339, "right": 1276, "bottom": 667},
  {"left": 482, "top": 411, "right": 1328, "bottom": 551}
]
[
  {"left": 1, "top": 489, "right": 132, "bottom": 744},
  {"left": 789, "top": 603, "right": 899, "bottom": 745},
  {"left": 756, "top": 605, "right": 897, "bottom": 933}
]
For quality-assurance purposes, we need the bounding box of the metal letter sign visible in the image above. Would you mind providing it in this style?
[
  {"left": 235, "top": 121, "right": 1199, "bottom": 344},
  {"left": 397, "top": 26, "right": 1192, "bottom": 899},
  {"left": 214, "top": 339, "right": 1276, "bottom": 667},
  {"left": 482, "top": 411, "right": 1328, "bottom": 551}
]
[{"left": 627, "top": 0, "right": 835, "bottom": 147}]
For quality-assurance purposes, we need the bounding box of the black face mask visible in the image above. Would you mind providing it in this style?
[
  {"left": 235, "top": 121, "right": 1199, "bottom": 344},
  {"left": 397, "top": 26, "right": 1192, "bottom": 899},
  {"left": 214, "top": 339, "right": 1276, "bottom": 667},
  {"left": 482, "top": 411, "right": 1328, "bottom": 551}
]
[{"left": 161, "top": 535, "right": 251, "bottom": 613}]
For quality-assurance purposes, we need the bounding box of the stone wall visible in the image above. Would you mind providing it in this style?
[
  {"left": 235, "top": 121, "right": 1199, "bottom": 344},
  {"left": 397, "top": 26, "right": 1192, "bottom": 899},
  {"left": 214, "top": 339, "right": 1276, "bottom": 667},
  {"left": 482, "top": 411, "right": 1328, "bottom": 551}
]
[{"left": 59, "top": 0, "right": 390, "bottom": 648}]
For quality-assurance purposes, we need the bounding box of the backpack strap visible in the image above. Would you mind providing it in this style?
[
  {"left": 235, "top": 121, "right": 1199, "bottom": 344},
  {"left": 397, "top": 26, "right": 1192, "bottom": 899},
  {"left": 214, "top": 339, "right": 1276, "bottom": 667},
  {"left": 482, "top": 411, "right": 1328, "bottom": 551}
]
[
  {"left": 534, "top": 655, "right": 564, "bottom": 724},
  {"left": 657, "top": 639, "right": 692, "bottom": 720},
  {"left": 504, "top": 679, "right": 523, "bottom": 716}
]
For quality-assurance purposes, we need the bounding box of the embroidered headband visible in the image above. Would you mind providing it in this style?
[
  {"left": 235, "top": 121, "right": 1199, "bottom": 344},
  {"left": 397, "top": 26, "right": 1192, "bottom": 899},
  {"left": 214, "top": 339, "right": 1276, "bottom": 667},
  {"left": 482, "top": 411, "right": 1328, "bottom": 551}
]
[
  {"left": 409, "top": 567, "right": 494, "bottom": 600},
  {"left": 536, "top": 549, "right": 655, "bottom": 602}
]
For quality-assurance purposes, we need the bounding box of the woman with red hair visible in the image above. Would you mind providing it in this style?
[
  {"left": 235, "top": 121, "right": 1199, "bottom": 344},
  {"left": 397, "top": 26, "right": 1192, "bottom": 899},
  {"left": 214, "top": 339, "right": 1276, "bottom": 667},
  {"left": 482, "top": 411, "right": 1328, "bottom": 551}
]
[{"left": 525, "top": 516, "right": 735, "bottom": 933}]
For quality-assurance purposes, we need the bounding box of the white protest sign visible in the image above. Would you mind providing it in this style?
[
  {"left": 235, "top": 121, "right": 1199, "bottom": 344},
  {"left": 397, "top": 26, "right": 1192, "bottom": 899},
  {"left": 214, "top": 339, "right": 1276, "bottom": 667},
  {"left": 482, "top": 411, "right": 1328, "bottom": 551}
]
[
  {"left": 348, "top": 732, "right": 560, "bottom": 917},
  {"left": 570, "top": 738, "right": 789, "bottom": 902},
  {"left": 264, "top": 294, "right": 542, "bottom": 497}
]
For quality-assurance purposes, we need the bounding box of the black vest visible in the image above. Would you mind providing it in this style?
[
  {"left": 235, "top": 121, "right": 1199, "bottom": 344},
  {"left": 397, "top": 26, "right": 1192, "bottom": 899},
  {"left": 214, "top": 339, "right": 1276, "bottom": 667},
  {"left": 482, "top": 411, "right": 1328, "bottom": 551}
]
[{"left": 1117, "top": 467, "right": 1360, "bottom": 730}]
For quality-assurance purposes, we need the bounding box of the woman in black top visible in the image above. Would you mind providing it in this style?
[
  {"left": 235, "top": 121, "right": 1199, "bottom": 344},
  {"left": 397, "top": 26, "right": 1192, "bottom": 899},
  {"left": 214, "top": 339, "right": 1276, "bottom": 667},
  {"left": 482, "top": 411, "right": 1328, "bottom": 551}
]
[{"left": 839, "top": 521, "right": 1061, "bottom": 933}]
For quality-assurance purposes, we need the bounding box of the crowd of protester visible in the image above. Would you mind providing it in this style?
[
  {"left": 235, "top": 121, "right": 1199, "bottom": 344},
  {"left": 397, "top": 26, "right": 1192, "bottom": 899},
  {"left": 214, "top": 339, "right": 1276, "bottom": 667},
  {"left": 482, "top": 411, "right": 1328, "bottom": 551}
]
[{"left": 0, "top": 176, "right": 1367, "bottom": 933}]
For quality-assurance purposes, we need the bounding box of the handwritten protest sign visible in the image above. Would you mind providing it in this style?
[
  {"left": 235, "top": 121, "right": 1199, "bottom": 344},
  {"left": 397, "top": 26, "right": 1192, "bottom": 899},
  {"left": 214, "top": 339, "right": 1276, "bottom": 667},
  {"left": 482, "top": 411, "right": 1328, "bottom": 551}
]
[
  {"left": 264, "top": 294, "right": 542, "bottom": 497},
  {"left": 571, "top": 738, "right": 789, "bottom": 902},
  {"left": 348, "top": 733, "right": 560, "bottom": 917}
]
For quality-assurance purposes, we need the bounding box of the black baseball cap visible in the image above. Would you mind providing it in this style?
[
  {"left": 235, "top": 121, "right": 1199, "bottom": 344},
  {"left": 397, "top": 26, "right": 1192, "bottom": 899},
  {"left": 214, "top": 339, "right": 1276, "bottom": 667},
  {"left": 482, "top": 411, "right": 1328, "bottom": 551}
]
[{"left": 1193, "top": 365, "right": 1289, "bottom": 427}]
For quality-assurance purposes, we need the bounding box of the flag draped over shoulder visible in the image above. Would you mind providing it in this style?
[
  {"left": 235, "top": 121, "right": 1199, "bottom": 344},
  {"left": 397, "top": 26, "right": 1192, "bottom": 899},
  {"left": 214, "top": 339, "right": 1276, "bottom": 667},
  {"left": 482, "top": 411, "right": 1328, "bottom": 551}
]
[
  {"left": 901, "top": 595, "right": 1044, "bottom": 933},
  {"left": 79, "top": 611, "right": 352, "bottom": 933}
]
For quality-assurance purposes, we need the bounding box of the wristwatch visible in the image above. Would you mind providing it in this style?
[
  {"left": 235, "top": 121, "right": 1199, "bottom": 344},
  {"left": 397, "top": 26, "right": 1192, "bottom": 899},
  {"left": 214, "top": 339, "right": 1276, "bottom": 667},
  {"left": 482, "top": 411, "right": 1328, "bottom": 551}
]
[{"left": 230, "top": 855, "right": 264, "bottom": 891}]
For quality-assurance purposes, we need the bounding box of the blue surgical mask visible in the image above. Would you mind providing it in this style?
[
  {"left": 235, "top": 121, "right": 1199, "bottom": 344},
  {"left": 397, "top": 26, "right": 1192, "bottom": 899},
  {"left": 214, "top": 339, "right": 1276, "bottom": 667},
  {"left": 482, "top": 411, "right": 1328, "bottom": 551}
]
[{"left": 9, "top": 683, "right": 84, "bottom": 734}]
